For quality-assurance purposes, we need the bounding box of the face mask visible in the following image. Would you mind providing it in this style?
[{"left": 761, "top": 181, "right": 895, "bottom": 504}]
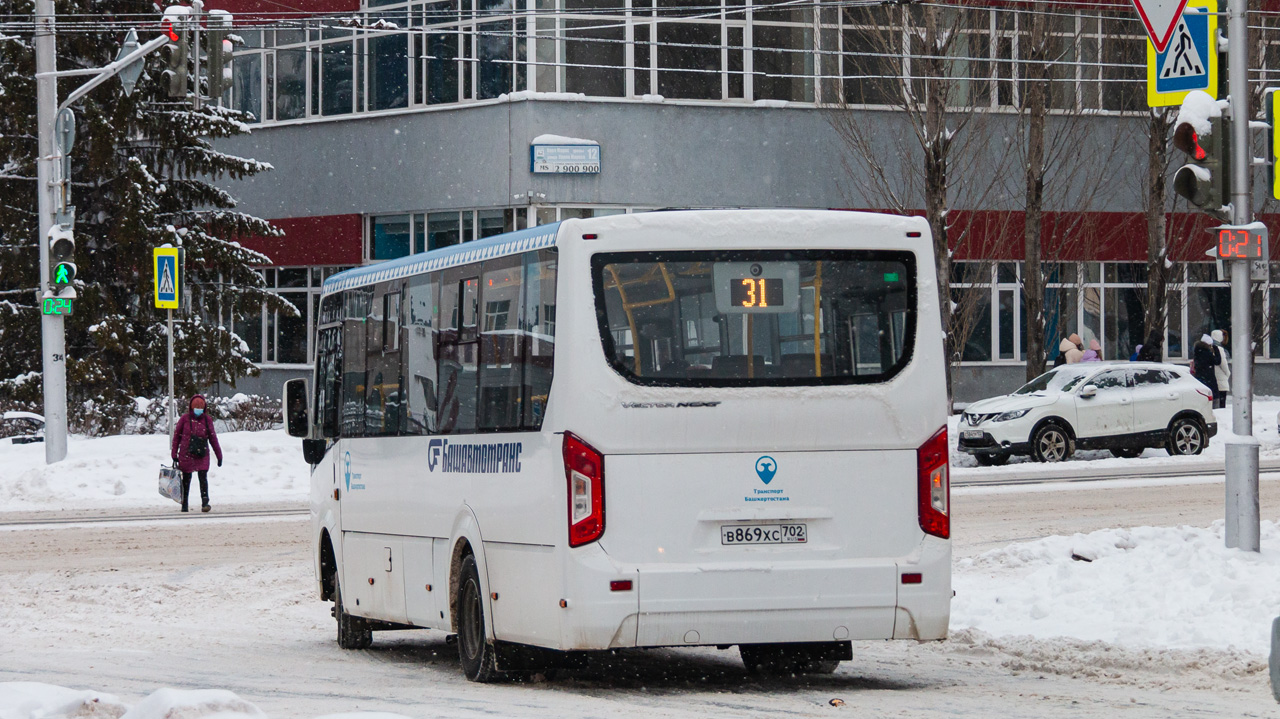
[{"left": 193, "top": 408, "right": 204, "bottom": 417}]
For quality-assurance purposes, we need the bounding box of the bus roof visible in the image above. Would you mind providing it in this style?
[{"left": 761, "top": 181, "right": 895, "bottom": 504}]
[{"left": 321, "top": 221, "right": 562, "bottom": 295}]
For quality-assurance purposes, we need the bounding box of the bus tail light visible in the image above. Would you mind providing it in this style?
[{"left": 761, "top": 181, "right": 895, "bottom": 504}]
[
  {"left": 564, "top": 432, "right": 605, "bottom": 547},
  {"left": 917, "top": 427, "right": 949, "bottom": 539}
]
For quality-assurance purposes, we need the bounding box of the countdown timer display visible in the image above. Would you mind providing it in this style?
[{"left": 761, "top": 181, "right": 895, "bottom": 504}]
[
  {"left": 42, "top": 297, "right": 73, "bottom": 316},
  {"left": 1216, "top": 228, "right": 1265, "bottom": 259}
]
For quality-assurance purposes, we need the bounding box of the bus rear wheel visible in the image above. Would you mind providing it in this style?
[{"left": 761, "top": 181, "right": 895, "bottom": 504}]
[
  {"left": 334, "top": 577, "right": 372, "bottom": 650},
  {"left": 456, "top": 553, "right": 500, "bottom": 682},
  {"left": 739, "top": 643, "right": 842, "bottom": 675}
]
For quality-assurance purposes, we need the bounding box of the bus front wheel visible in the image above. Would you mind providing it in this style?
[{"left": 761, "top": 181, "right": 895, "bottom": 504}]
[
  {"left": 456, "top": 554, "right": 500, "bottom": 682},
  {"left": 334, "top": 577, "right": 372, "bottom": 650}
]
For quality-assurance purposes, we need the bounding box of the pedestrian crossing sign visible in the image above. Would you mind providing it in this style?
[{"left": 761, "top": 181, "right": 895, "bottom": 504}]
[
  {"left": 154, "top": 247, "right": 181, "bottom": 310},
  {"left": 1147, "top": 0, "right": 1217, "bottom": 107}
]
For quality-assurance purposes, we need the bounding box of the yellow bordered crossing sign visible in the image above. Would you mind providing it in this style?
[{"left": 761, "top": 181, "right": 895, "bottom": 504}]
[
  {"left": 153, "top": 247, "right": 181, "bottom": 310},
  {"left": 1269, "top": 90, "right": 1280, "bottom": 200},
  {"left": 1147, "top": 0, "right": 1217, "bottom": 107}
]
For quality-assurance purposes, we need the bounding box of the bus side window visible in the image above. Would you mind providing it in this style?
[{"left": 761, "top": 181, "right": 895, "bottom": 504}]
[
  {"left": 405, "top": 273, "right": 439, "bottom": 435},
  {"left": 316, "top": 293, "right": 343, "bottom": 439},
  {"left": 364, "top": 282, "right": 404, "bottom": 437},
  {"left": 478, "top": 255, "right": 523, "bottom": 431},
  {"left": 341, "top": 289, "right": 370, "bottom": 438},
  {"left": 438, "top": 270, "right": 479, "bottom": 434},
  {"left": 522, "top": 249, "right": 556, "bottom": 429}
]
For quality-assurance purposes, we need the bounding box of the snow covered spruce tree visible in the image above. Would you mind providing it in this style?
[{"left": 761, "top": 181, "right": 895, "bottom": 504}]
[{"left": 0, "top": 0, "right": 289, "bottom": 433}]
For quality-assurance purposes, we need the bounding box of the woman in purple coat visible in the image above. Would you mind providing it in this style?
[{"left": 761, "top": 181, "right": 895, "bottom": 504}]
[{"left": 170, "top": 394, "right": 223, "bottom": 513}]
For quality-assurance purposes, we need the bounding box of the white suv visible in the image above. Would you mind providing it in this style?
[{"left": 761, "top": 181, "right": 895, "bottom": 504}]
[{"left": 958, "top": 362, "right": 1216, "bottom": 465}]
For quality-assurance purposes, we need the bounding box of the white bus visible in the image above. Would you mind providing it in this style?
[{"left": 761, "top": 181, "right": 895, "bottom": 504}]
[{"left": 284, "top": 209, "right": 951, "bottom": 681}]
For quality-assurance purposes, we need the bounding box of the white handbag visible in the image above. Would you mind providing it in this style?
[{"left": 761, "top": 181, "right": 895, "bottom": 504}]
[{"left": 158, "top": 462, "right": 182, "bottom": 503}]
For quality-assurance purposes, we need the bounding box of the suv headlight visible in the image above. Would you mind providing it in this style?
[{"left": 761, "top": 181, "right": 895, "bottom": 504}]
[{"left": 994, "top": 409, "right": 1031, "bottom": 422}]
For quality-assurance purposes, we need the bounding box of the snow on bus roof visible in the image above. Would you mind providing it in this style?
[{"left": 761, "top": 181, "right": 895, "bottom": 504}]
[{"left": 322, "top": 222, "right": 562, "bottom": 294}]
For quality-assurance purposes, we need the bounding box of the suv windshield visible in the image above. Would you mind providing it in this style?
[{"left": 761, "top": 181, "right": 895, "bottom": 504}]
[
  {"left": 1014, "top": 367, "right": 1090, "bottom": 395},
  {"left": 592, "top": 250, "right": 916, "bottom": 386}
]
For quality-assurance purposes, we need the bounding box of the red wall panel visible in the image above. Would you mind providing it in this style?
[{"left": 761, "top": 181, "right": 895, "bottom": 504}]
[{"left": 240, "top": 214, "right": 363, "bottom": 267}]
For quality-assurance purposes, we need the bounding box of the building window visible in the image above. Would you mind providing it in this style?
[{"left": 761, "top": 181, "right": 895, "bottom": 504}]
[
  {"left": 232, "top": 53, "right": 262, "bottom": 120},
  {"left": 752, "top": 2, "right": 814, "bottom": 103},
  {"left": 369, "top": 31, "right": 410, "bottom": 110},
  {"left": 321, "top": 33, "right": 355, "bottom": 115},
  {"left": 563, "top": 0, "right": 626, "bottom": 96},
  {"left": 372, "top": 215, "right": 413, "bottom": 260},
  {"left": 225, "top": 3, "right": 1152, "bottom": 122}
]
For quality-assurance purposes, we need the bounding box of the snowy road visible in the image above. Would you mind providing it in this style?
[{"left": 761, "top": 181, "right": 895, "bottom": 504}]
[{"left": 3, "top": 480, "right": 1278, "bottom": 717}]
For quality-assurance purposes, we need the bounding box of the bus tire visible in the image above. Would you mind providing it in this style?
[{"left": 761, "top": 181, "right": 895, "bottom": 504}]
[
  {"left": 335, "top": 577, "right": 372, "bottom": 650},
  {"left": 739, "top": 643, "right": 843, "bottom": 675},
  {"left": 457, "top": 553, "right": 500, "bottom": 682}
]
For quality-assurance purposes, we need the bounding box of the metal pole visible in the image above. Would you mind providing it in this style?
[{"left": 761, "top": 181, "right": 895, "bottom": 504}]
[
  {"left": 167, "top": 308, "right": 175, "bottom": 441},
  {"left": 191, "top": 0, "right": 203, "bottom": 111},
  {"left": 1225, "top": 0, "right": 1260, "bottom": 551},
  {"left": 35, "top": 0, "right": 67, "bottom": 464}
]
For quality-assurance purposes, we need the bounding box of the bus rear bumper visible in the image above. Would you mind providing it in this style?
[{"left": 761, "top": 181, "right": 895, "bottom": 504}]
[{"left": 559, "top": 541, "right": 951, "bottom": 650}]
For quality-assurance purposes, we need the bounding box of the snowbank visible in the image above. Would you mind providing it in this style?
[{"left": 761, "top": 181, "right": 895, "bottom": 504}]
[
  {"left": 530, "top": 133, "right": 598, "bottom": 145},
  {"left": 0, "top": 430, "right": 305, "bottom": 511},
  {"left": 0, "top": 682, "right": 126, "bottom": 719},
  {"left": 951, "top": 399, "right": 1280, "bottom": 472},
  {"left": 953, "top": 521, "right": 1280, "bottom": 655},
  {"left": 0, "top": 683, "right": 409, "bottom": 719}
]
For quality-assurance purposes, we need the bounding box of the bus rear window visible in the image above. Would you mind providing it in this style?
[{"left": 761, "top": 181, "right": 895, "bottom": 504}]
[{"left": 592, "top": 250, "right": 916, "bottom": 386}]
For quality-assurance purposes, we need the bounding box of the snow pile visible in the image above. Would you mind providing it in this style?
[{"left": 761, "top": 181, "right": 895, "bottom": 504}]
[
  {"left": 0, "top": 430, "right": 305, "bottom": 511},
  {"left": 953, "top": 521, "right": 1280, "bottom": 655},
  {"left": 0, "top": 683, "right": 412, "bottom": 719},
  {"left": 1173, "top": 89, "right": 1225, "bottom": 137},
  {"left": 0, "top": 683, "right": 126, "bottom": 719},
  {"left": 530, "top": 133, "right": 598, "bottom": 146},
  {"left": 122, "top": 688, "right": 264, "bottom": 719}
]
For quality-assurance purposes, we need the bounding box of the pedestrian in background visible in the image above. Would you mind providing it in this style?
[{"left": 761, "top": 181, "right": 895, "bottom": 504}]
[
  {"left": 1136, "top": 331, "right": 1163, "bottom": 362},
  {"left": 171, "top": 394, "right": 223, "bottom": 513},
  {"left": 1211, "top": 329, "right": 1231, "bottom": 409},
  {"left": 1081, "top": 338, "right": 1102, "bottom": 362},
  {"left": 1060, "top": 335, "right": 1084, "bottom": 364},
  {"left": 1192, "top": 335, "right": 1220, "bottom": 398}
]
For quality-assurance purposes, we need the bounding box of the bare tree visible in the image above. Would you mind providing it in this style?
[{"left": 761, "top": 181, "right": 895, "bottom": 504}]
[
  {"left": 828, "top": 3, "right": 1015, "bottom": 399},
  {"left": 1143, "top": 108, "right": 1175, "bottom": 346},
  {"left": 1011, "top": 8, "right": 1136, "bottom": 377}
]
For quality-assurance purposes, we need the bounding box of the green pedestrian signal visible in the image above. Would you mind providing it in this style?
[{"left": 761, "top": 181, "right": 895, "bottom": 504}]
[{"left": 47, "top": 224, "right": 77, "bottom": 294}]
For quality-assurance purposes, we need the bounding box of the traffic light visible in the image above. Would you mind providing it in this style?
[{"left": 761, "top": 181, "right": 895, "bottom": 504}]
[
  {"left": 47, "top": 224, "right": 76, "bottom": 295},
  {"left": 206, "top": 10, "right": 234, "bottom": 99},
  {"left": 1172, "top": 91, "right": 1229, "bottom": 221},
  {"left": 163, "top": 11, "right": 189, "bottom": 99}
]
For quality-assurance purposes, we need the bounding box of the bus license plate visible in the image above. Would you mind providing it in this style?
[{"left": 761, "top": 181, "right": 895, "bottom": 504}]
[{"left": 720, "top": 523, "right": 807, "bottom": 545}]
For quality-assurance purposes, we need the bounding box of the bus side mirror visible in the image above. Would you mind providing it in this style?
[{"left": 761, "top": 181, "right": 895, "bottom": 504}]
[
  {"left": 1080, "top": 385, "right": 1098, "bottom": 399},
  {"left": 284, "top": 378, "right": 309, "bottom": 438},
  {"left": 302, "top": 439, "right": 327, "bottom": 465}
]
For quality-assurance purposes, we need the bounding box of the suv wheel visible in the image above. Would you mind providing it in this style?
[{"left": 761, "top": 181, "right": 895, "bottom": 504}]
[
  {"left": 1032, "top": 423, "right": 1074, "bottom": 463},
  {"left": 1109, "top": 447, "right": 1144, "bottom": 459},
  {"left": 1166, "top": 417, "right": 1205, "bottom": 456}
]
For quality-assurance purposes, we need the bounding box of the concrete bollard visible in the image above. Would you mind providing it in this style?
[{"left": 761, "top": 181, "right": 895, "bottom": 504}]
[{"left": 1271, "top": 617, "right": 1280, "bottom": 702}]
